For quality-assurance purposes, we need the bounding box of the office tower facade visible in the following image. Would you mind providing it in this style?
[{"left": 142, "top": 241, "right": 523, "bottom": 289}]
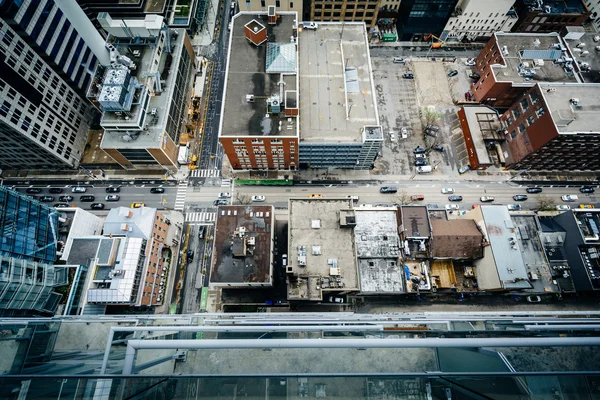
[{"left": 0, "top": 0, "right": 112, "bottom": 169}]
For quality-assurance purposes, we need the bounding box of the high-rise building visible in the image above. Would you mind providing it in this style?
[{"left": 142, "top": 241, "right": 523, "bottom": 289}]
[
  {"left": 585, "top": 0, "right": 600, "bottom": 30},
  {"left": 396, "top": 0, "right": 458, "bottom": 41},
  {"left": 441, "top": 0, "right": 518, "bottom": 43},
  {"left": 511, "top": 0, "right": 590, "bottom": 33},
  {"left": 0, "top": 0, "right": 112, "bottom": 169},
  {"left": 308, "top": 0, "right": 380, "bottom": 29},
  {"left": 0, "top": 186, "right": 67, "bottom": 316}
]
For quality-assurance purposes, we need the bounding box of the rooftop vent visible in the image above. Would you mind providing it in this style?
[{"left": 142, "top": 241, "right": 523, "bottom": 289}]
[{"left": 311, "top": 219, "right": 321, "bottom": 229}]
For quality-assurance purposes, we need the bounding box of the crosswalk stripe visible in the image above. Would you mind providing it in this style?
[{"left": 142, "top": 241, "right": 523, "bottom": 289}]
[
  {"left": 190, "top": 169, "right": 221, "bottom": 178},
  {"left": 185, "top": 212, "right": 216, "bottom": 223},
  {"left": 174, "top": 183, "right": 188, "bottom": 211}
]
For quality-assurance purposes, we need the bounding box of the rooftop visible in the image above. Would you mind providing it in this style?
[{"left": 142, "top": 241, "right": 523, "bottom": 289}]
[
  {"left": 55, "top": 208, "right": 103, "bottom": 262},
  {"left": 522, "top": 0, "right": 588, "bottom": 14},
  {"left": 98, "top": 27, "right": 187, "bottom": 149},
  {"left": 354, "top": 210, "right": 404, "bottom": 294},
  {"left": 491, "top": 32, "right": 580, "bottom": 85},
  {"left": 461, "top": 106, "right": 503, "bottom": 165},
  {"left": 478, "top": 205, "right": 531, "bottom": 290},
  {"left": 510, "top": 215, "right": 560, "bottom": 293},
  {"left": 299, "top": 23, "right": 379, "bottom": 143},
  {"left": 539, "top": 83, "right": 600, "bottom": 134},
  {"left": 431, "top": 219, "right": 484, "bottom": 259},
  {"left": 288, "top": 199, "right": 359, "bottom": 300},
  {"left": 399, "top": 206, "right": 430, "bottom": 239},
  {"left": 103, "top": 207, "right": 157, "bottom": 239},
  {"left": 209, "top": 206, "right": 275, "bottom": 286},
  {"left": 561, "top": 32, "right": 600, "bottom": 84},
  {"left": 220, "top": 13, "right": 298, "bottom": 138}
]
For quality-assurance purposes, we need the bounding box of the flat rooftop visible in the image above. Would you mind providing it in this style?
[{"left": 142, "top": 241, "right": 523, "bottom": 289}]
[
  {"left": 562, "top": 32, "right": 600, "bottom": 84},
  {"left": 288, "top": 199, "right": 359, "bottom": 300},
  {"left": 210, "top": 205, "right": 274, "bottom": 286},
  {"left": 400, "top": 206, "right": 430, "bottom": 238},
  {"left": 522, "top": 0, "right": 588, "bottom": 14},
  {"left": 461, "top": 106, "right": 501, "bottom": 165},
  {"left": 220, "top": 13, "right": 298, "bottom": 137},
  {"left": 492, "top": 33, "right": 580, "bottom": 85},
  {"left": 100, "top": 28, "right": 187, "bottom": 149},
  {"left": 539, "top": 83, "right": 600, "bottom": 134},
  {"left": 299, "top": 23, "right": 378, "bottom": 143},
  {"left": 354, "top": 210, "right": 404, "bottom": 294}
]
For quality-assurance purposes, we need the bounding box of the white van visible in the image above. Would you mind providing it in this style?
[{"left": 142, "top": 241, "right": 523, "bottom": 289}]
[
  {"left": 282, "top": 254, "right": 288, "bottom": 267},
  {"left": 561, "top": 194, "right": 578, "bottom": 202},
  {"left": 416, "top": 165, "right": 433, "bottom": 173}
]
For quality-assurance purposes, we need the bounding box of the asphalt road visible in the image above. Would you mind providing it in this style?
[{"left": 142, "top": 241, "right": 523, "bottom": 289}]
[
  {"left": 6, "top": 182, "right": 179, "bottom": 211},
  {"left": 180, "top": 224, "right": 215, "bottom": 313},
  {"left": 369, "top": 46, "right": 480, "bottom": 59},
  {"left": 206, "top": 181, "right": 599, "bottom": 210}
]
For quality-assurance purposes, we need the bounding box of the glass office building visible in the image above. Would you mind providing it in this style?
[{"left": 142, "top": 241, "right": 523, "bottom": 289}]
[
  {"left": 1, "top": 312, "right": 599, "bottom": 399},
  {"left": 0, "top": 186, "right": 66, "bottom": 316}
]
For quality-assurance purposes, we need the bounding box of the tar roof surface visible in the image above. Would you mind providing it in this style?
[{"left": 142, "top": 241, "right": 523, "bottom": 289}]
[
  {"left": 461, "top": 106, "right": 499, "bottom": 164},
  {"left": 431, "top": 219, "right": 484, "bottom": 259},
  {"left": 210, "top": 205, "right": 274, "bottom": 285},
  {"left": 220, "top": 13, "right": 298, "bottom": 138},
  {"left": 400, "top": 206, "right": 430, "bottom": 238},
  {"left": 539, "top": 83, "right": 600, "bottom": 133},
  {"left": 492, "top": 33, "right": 580, "bottom": 85},
  {"left": 299, "top": 23, "right": 378, "bottom": 143},
  {"left": 562, "top": 32, "right": 600, "bottom": 84},
  {"left": 288, "top": 199, "right": 359, "bottom": 290}
]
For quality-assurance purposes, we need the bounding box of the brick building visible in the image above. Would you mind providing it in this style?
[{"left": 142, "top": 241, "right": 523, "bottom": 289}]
[
  {"left": 472, "top": 32, "right": 580, "bottom": 107},
  {"left": 512, "top": 0, "right": 590, "bottom": 34},
  {"left": 499, "top": 83, "right": 600, "bottom": 170}
]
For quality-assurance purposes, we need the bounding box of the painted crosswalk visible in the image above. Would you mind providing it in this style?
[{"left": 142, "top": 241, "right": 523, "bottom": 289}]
[
  {"left": 221, "top": 178, "right": 232, "bottom": 188},
  {"left": 190, "top": 169, "right": 221, "bottom": 178},
  {"left": 185, "top": 212, "right": 216, "bottom": 223},
  {"left": 174, "top": 182, "right": 188, "bottom": 211}
]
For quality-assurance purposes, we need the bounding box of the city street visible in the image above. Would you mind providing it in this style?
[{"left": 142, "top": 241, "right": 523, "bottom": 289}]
[{"left": 6, "top": 181, "right": 179, "bottom": 211}]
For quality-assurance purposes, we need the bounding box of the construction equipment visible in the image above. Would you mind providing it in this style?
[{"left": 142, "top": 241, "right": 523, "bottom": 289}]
[{"left": 424, "top": 34, "right": 445, "bottom": 49}]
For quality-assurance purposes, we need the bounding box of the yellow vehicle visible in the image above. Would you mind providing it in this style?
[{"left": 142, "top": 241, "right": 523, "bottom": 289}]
[
  {"left": 308, "top": 194, "right": 323, "bottom": 199},
  {"left": 579, "top": 204, "right": 595, "bottom": 209},
  {"left": 131, "top": 202, "right": 146, "bottom": 208},
  {"left": 424, "top": 33, "right": 445, "bottom": 49}
]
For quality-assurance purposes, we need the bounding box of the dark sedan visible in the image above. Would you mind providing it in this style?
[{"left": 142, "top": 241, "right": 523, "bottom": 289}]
[
  {"left": 580, "top": 186, "right": 595, "bottom": 194},
  {"left": 448, "top": 195, "right": 463, "bottom": 202},
  {"left": 526, "top": 188, "right": 543, "bottom": 194},
  {"left": 513, "top": 195, "right": 528, "bottom": 201}
]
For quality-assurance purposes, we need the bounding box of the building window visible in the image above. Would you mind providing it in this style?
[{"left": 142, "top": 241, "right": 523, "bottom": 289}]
[
  {"left": 261, "top": 0, "right": 266, "bottom": 6},
  {"left": 530, "top": 90, "right": 540, "bottom": 104},
  {"left": 290, "top": 2, "right": 293, "bottom": 7},
  {"left": 527, "top": 115, "right": 535, "bottom": 125},
  {"left": 518, "top": 123, "right": 526, "bottom": 133},
  {"left": 536, "top": 107, "right": 545, "bottom": 118},
  {"left": 520, "top": 98, "right": 529, "bottom": 112},
  {"left": 510, "top": 130, "right": 517, "bottom": 139},
  {"left": 512, "top": 108, "right": 521, "bottom": 120}
]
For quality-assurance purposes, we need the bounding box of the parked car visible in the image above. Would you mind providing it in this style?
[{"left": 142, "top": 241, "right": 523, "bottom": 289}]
[
  {"left": 411, "top": 195, "right": 425, "bottom": 201},
  {"left": 380, "top": 186, "right": 398, "bottom": 194},
  {"left": 26, "top": 188, "right": 42, "bottom": 194},
  {"left": 561, "top": 195, "right": 578, "bottom": 202},
  {"left": 441, "top": 188, "right": 455, "bottom": 194},
  {"left": 90, "top": 203, "right": 105, "bottom": 210},
  {"left": 218, "top": 192, "right": 232, "bottom": 198},
  {"left": 150, "top": 187, "right": 165, "bottom": 193},
  {"left": 413, "top": 146, "right": 427, "bottom": 154},
  {"left": 526, "top": 187, "right": 543, "bottom": 194},
  {"left": 458, "top": 165, "right": 471, "bottom": 174},
  {"left": 80, "top": 195, "right": 95, "bottom": 202},
  {"left": 54, "top": 203, "right": 70, "bottom": 208},
  {"left": 393, "top": 57, "right": 405, "bottom": 64},
  {"left": 445, "top": 204, "right": 460, "bottom": 211},
  {"left": 425, "top": 125, "right": 440, "bottom": 132},
  {"left": 556, "top": 205, "right": 571, "bottom": 211},
  {"left": 580, "top": 186, "right": 595, "bottom": 193},
  {"left": 447, "top": 70, "right": 458, "bottom": 77},
  {"left": 59, "top": 195, "right": 74, "bottom": 202},
  {"left": 251, "top": 195, "right": 266, "bottom": 202},
  {"left": 105, "top": 187, "right": 120, "bottom": 193},
  {"left": 464, "top": 58, "right": 476, "bottom": 66},
  {"left": 346, "top": 195, "right": 359, "bottom": 201},
  {"left": 448, "top": 195, "right": 463, "bottom": 202},
  {"left": 414, "top": 153, "right": 427, "bottom": 160},
  {"left": 105, "top": 195, "right": 120, "bottom": 201},
  {"left": 480, "top": 196, "right": 495, "bottom": 202},
  {"left": 48, "top": 188, "right": 63, "bottom": 194},
  {"left": 130, "top": 202, "right": 146, "bottom": 208},
  {"left": 303, "top": 21, "right": 318, "bottom": 30},
  {"left": 198, "top": 225, "right": 206, "bottom": 240},
  {"left": 513, "top": 195, "right": 528, "bottom": 201},
  {"left": 186, "top": 250, "right": 194, "bottom": 263},
  {"left": 432, "top": 145, "right": 445, "bottom": 152},
  {"left": 72, "top": 187, "right": 87, "bottom": 193},
  {"left": 39, "top": 196, "right": 54, "bottom": 202},
  {"left": 507, "top": 204, "right": 522, "bottom": 211},
  {"left": 282, "top": 254, "right": 288, "bottom": 267},
  {"left": 425, "top": 128, "right": 437, "bottom": 137},
  {"left": 213, "top": 199, "right": 229, "bottom": 206},
  {"left": 328, "top": 296, "right": 344, "bottom": 303},
  {"left": 390, "top": 132, "right": 397, "bottom": 142},
  {"left": 579, "top": 204, "right": 595, "bottom": 209},
  {"left": 414, "top": 160, "right": 428, "bottom": 167},
  {"left": 416, "top": 166, "right": 432, "bottom": 173},
  {"left": 402, "top": 73, "right": 414, "bottom": 79},
  {"left": 526, "top": 295, "right": 541, "bottom": 303},
  {"left": 308, "top": 193, "right": 322, "bottom": 198}
]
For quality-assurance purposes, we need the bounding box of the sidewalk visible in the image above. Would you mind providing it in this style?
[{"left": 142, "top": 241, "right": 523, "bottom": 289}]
[
  {"left": 191, "top": 0, "right": 221, "bottom": 47},
  {"left": 2, "top": 166, "right": 190, "bottom": 182}
]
